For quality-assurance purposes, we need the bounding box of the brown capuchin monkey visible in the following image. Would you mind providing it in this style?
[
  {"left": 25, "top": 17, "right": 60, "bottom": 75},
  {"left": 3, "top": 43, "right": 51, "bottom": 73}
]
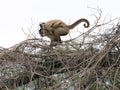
[{"left": 39, "top": 18, "right": 90, "bottom": 47}]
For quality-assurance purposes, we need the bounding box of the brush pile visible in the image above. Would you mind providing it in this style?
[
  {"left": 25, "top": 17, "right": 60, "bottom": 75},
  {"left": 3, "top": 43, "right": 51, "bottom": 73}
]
[{"left": 0, "top": 20, "right": 120, "bottom": 90}]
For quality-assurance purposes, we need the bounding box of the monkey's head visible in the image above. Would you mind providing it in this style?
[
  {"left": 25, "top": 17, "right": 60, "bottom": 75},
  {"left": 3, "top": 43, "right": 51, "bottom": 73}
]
[
  {"left": 39, "top": 22, "right": 54, "bottom": 38},
  {"left": 39, "top": 22, "right": 46, "bottom": 37}
]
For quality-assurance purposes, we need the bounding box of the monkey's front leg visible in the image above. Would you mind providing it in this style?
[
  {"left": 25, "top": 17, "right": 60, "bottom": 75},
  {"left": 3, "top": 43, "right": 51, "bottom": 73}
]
[
  {"left": 50, "top": 41, "right": 58, "bottom": 48},
  {"left": 49, "top": 36, "right": 62, "bottom": 49}
]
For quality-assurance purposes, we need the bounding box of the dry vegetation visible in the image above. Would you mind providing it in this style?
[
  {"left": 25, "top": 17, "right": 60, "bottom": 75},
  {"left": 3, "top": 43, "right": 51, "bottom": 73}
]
[{"left": 0, "top": 11, "right": 120, "bottom": 90}]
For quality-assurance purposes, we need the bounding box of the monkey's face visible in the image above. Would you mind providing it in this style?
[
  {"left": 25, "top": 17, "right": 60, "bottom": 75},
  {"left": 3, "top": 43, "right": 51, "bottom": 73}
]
[{"left": 39, "top": 22, "right": 46, "bottom": 37}]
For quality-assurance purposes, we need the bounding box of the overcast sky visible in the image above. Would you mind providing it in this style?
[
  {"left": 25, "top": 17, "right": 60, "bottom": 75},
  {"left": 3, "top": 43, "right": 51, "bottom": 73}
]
[{"left": 0, "top": 0, "right": 120, "bottom": 48}]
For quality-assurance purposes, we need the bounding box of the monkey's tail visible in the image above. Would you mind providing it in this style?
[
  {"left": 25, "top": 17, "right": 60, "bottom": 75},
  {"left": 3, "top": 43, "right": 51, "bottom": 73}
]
[{"left": 68, "top": 18, "right": 90, "bottom": 29}]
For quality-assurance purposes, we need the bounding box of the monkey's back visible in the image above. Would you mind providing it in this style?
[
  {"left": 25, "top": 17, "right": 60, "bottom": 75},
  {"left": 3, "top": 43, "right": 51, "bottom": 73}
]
[{"left": 45, "top": 20, "right": 69, "bottom": 36}]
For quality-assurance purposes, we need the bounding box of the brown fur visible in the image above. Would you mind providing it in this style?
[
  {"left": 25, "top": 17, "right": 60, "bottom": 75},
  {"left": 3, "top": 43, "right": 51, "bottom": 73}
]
[{"left": 39, "top": 18, "right": 90, "bottom": 46}]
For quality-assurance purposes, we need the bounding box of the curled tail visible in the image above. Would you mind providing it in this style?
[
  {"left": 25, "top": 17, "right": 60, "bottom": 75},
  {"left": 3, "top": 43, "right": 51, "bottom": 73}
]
[{"left": 68, "top": 18, "right": 90, "bottom": 29}]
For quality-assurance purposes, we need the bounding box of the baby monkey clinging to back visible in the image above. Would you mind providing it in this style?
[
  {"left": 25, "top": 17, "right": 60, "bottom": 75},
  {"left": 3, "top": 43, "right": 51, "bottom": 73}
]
[{"left": 39, "top": 18, "right": 90, "bottom": 47}]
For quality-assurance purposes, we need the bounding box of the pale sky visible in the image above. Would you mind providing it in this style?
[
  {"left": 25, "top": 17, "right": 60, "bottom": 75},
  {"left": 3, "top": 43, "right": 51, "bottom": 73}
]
[{"left": 0, "top": 0, "right": 120, "bottom": 48}]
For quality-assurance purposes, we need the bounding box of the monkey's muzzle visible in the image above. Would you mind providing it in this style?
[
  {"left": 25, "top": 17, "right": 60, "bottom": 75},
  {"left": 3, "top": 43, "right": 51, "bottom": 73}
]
[{"left": 39, "top": 29, "right": 44, "bottom": 37}]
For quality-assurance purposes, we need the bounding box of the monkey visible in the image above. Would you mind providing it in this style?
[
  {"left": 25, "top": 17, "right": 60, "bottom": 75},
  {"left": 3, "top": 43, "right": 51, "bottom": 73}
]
[{"left": 39, "top": 18, "right": 90, "bottom": 47}]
